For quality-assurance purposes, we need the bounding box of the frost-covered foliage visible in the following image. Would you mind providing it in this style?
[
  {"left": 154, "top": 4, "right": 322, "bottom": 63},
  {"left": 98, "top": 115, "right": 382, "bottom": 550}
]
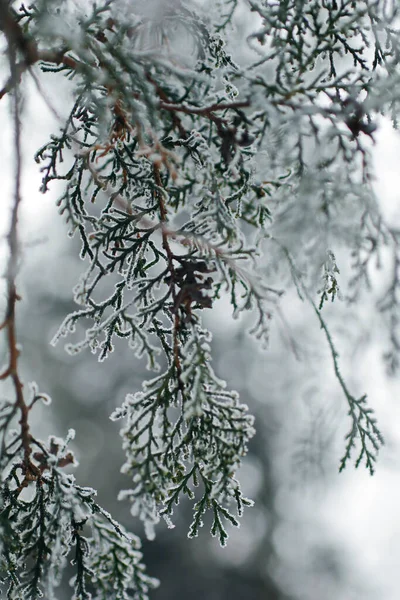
[
  {"left": 0, "top": 420, "right": 157, "bottom": 599},
  {"left": 1, "top": 0, "right": 400, "bottom": 596}
]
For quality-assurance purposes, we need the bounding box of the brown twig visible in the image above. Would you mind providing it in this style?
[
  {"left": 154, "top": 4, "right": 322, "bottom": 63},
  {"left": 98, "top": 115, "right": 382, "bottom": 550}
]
[
  {"left": 146, "top": 74, "right": 188, "bottom": 139},
  {"left": 159, "top": 100, "right": 250, "bottom": 118},
  {"left": 153, "top": 164, "right": 183, "bottom": 380},
  {"left": 0, "top": 0, "right": 40, "bottom": 484},
  {"left": 0, "top": 1, "right": 79, "bottom": 99},
  {"left": 160, "top": 99, "right": 251, "bottom": 164},
  {"left": 0, "top": 48, "right": 79, "bottom": 100},
  {"left": 0, "top": 1, "right": 38, "bottom": 63}
]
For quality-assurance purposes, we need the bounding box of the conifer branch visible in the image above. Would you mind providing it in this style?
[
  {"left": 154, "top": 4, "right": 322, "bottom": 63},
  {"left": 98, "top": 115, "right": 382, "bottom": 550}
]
[
  {"left": 282, "top": 244, "right": 384, "bottom": 474},
  {"left": 2, "top": 0, "right": 399, "bottom": 594}
]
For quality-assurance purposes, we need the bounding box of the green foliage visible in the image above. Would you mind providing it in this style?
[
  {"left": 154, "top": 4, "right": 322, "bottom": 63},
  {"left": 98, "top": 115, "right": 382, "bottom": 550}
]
[
  {"left": 0, "top": 428, "right": 157, "bottom": 600},
  {"left": 2, "top": 0, "right": 400, "bottom": 596},
  {"left": 111, "top": 324, "right": 254, "bottom": 544}
]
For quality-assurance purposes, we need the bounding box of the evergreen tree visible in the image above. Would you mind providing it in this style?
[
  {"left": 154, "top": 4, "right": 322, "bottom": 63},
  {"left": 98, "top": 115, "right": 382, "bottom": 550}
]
[{"left": 0, "top": 0, "right": 396, "bottom": 597}]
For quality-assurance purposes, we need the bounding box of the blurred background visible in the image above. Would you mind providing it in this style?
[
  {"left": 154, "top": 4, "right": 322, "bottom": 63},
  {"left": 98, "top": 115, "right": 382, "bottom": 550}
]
[{"left": 2, "top": 3, "right": 400, "bottom": 599}]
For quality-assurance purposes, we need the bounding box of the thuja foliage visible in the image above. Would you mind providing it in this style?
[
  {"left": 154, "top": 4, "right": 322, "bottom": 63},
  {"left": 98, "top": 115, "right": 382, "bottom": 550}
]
[{"left": 1, "top": 0, "right": 399, "bottom": 596}]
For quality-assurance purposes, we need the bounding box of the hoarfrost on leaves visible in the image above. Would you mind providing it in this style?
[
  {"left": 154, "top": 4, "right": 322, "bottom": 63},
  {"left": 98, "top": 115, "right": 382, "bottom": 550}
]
[
  {"left": 0, "top": 429, "right": 157, "bottom": 599},
  {"left": 2, "top": 0, "right": 399, "bottom": 596}
]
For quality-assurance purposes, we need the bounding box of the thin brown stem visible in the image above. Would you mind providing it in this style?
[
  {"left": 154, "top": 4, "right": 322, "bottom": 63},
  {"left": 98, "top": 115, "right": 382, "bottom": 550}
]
[
  {"left": 146, "top": 74, "right": 188, "bottom": 138},
  {"left": 0, "top": 2, "right": 78, "bottom": 99},
  {"left": 159, "top": 100, "right": 250, "bottom": 117},
  {"left": 153, "top": 165, "right": 183, "bottom": 380},
  {"left": 0, "top": 0, "right": 39, "bottom": 482}
]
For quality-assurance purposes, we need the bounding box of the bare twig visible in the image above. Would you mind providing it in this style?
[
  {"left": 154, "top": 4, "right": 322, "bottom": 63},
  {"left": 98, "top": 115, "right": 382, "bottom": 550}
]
[{"left": 0, "top": 0, "right": 39, "bottom": 484}]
